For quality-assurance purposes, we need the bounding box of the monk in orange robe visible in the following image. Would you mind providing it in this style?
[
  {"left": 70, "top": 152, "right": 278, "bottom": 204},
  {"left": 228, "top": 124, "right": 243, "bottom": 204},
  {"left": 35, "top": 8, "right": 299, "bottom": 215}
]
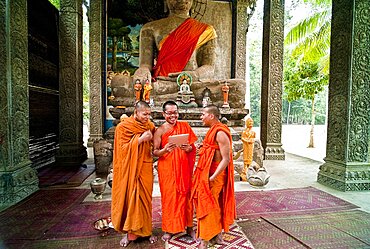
[
  {"left": 191, "top": 105, "right": 236, "bottom": 249},
  {"left": 111, "top": 101, "right": 157, "bottom": 247},
  {"left": 153, "top": 100, "right": 197, "bottom": 241}
]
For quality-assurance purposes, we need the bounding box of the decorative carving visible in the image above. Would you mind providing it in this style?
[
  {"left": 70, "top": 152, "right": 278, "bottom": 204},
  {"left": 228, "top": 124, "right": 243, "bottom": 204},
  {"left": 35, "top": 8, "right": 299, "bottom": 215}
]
[
  {"left": 88, "top": 0, "right": 104, "bottom": 147},
  {"left": 318, "top": 0, "right": 370, "bottom": 191},
  {"left": 260, "top": 0, "right": 285, "bottom": 160},
  {"left": 0, "top": 0, "right": 39, "bottom": 208},
  {"left": 0, "top": 0, "right": 8, "bottom": 169},
  {"left": 57, "top": 0, "right": 87, "bottom": 165}
]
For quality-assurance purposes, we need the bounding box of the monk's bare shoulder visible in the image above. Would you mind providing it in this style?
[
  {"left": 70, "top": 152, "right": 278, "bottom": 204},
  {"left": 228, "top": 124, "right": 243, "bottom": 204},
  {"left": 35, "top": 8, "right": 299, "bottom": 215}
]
[{"left": 154, "top": 124, "right": 166, "bottom": 137}]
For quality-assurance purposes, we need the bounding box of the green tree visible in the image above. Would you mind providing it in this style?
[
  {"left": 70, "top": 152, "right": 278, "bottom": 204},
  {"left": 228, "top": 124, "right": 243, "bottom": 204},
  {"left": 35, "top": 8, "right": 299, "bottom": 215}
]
[
  {"left": 108, "top": 18, "right": 131, "bottom": 71},
  {"left": 283, "top": 55, "right": 328, "bottom": 147},
  {"left": 285, "top": 0, "right": 332, "bottom": 75},
  {"left": 48, "top": 0, "right": 60, "bottom": 9}
]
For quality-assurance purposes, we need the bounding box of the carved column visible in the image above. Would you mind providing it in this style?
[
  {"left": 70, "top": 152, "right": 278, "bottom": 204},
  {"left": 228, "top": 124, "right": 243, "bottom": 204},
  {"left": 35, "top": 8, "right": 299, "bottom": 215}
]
[
  {"left": 87, "top": 0, "right": 104, "bottom": 147},
  {"left": 57, "top": 0, "right": 87, "bottom": 165},
  {"left": 236, "top": 0, "right": 256, "bottom": 109},
  {"left": 0, "top": 0, "right": 38, "bottom": 209},
  {"left": 318, "top": 0, "right": 370, "bottom": 191},
  {"left": 260, "top": 0, "right": 285, "bottom": 160},
  {"left": 235, "top": 0, "right": 248, "bottom": 80}
]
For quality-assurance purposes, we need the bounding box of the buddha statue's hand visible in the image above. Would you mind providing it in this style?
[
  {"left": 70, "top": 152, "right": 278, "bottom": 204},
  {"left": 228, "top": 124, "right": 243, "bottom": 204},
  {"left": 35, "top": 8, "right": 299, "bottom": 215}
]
[
  {"left": 156, "top": 75, "right": 172, "bottom": 81},
  {"left": 168, "top": 71, "right": 200, "bottom": 82}
]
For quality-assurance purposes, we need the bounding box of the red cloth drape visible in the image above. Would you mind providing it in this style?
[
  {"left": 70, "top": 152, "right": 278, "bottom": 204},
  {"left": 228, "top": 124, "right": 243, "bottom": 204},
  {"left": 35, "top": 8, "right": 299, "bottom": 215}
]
[{"left": 152, "top": 18, "right": 209, "bottom": 78}]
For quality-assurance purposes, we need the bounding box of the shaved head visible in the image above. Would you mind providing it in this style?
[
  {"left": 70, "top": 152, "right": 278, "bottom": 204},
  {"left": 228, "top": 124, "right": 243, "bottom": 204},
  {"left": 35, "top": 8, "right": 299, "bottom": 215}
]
[
  {"left": 204, "top": 105, "right": 220, "bottom": 120},
  {"left": 135, "top": 100, "right": 150, "bottom": 110}
]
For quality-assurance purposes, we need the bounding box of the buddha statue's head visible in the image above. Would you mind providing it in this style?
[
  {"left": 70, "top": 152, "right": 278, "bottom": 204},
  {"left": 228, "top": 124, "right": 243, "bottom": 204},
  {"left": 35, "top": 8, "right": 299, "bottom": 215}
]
[{"left": 167, "top": 0, "right": 193, "bottom": 16}]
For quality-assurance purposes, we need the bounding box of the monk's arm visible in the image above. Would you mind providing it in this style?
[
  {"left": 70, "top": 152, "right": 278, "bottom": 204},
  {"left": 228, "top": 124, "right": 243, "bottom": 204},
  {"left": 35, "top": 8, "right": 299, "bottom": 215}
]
[
  {"left": 152, "top": 128, "right": 176, "bottom": 157},
  {"left": 209, "top": 131, "right": 231, "bottom": 181}
]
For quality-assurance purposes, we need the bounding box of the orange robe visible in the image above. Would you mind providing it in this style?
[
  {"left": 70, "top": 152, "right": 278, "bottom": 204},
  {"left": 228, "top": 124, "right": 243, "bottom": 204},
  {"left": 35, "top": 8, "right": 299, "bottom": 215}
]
[
  {"left": 191, "top": 122, "right": 236, "bottom": 241},
  {"left": 157, "top": 121, "right": 197, "bottom": 234},
  {"left": 152, "top": 18, "right": 216, "bottom": 78},
  {"left": 111, "top": 115, "right": 155, "bottom": 238}
]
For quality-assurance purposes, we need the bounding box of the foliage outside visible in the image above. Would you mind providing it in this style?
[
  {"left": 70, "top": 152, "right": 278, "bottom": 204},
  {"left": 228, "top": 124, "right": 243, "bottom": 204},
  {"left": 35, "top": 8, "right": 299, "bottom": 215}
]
[{"left": 248, "top": 0, "right": 330, "bottom": 142}]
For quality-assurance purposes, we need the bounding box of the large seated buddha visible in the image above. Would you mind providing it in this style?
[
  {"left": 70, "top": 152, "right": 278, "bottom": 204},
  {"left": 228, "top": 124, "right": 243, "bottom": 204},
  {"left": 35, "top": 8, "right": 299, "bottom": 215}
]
[{"left": 110, "top": 0, "right": 246, "bottom": 109}]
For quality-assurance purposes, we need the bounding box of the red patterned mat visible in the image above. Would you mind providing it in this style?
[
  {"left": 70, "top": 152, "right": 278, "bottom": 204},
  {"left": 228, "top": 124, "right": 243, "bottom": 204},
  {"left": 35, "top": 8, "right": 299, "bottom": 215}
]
[
  {"left": 235, "top": 186, "right": 358, "bottom": 218},
  {"left": 262, "top": 210, "right": 370, "bottom": 248},
  {"left": 38, "top": 164, "right": 95, "bottom": 187},
  {"left": 239, "top": 210, "right": 370, "bottom": 249},
  {"left": 0, "top": 189, "right": 90, "bottom": 241},
  {"left": 167, "top": 223, "right": 254, "bottom": 249},
  {"left": 42, "top": 196, "right": 162, "bottom": 239}
]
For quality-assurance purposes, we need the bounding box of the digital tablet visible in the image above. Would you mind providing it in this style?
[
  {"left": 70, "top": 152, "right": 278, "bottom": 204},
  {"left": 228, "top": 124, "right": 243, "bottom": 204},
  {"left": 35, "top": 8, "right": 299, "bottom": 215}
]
[{"left": 168, "top": 134, "right": 189, "bottom": 146}]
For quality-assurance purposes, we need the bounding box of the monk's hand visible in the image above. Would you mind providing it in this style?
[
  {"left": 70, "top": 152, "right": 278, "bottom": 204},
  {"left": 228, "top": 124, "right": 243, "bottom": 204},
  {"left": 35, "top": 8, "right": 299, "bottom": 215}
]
[
  {"left": 164, "top": 142, "right": 177, "bottom": 153},
  {"left": 180, "top": 144, "right": 192, "bottom": 153},
  {"left": 195, "top": 143, "right": 203, "bottom": 155},
  {"left": 140, "top": 130, "right": 153, "bottom": 143}
]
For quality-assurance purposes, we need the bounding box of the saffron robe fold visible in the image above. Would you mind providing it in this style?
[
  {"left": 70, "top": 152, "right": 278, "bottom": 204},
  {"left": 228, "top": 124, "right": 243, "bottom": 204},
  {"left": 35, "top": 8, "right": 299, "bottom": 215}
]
[
  {"left": 191, "top": 122, "right": 236, "bottom": 240},
  {"left": 157, "top": 121, "right": 197, "bottom": 233},
  {"left": 152, "top": 18, "right": 217, "bottom": 78},
  {"left": 111, "top": 115, "right": 155, "bottom": 237}
]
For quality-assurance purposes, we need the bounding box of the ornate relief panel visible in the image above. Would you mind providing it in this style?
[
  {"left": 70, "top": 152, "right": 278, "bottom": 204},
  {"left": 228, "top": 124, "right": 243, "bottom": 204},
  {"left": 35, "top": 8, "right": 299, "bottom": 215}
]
[
  {"left": 318, "top": 0, "right": 370, "bottom": 191},
  {"left": 57, "top": 0, "right": 87, "bottom": 165},
  {"left": 260, "top": 0, "right": 285, "bottom": 160},
  {"left": 235, "top": 0, "right": 256, "bottom": 80},
  {"left": 88, "top": 0, "right": 104, "bottom": 146},
  {"left": 0, "top": 0, "right": 38, "bottom": 208}
]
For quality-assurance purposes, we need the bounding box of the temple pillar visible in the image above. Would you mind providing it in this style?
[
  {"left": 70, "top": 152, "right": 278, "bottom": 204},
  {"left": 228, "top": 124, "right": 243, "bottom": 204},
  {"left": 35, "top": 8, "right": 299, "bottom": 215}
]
[
  {"left": 235, "top": 0, "right": 256, "bottom": 110},
  {"left": 260, "top": 0, "right": 285, "bottom": 160},
  {"left": 57, "top": 0, "right": 87, "bottom": 165},
  {"left": 87, "top": 0, "right": 105, "bottom": 147},
  {"left": 234, "top": 0, "right": 248, "bottom": 80},
  {"left": 0, "top": 0, "right": 38, "bottom": 209},
  {"left": 317, "top": 0, "right": 370, "bottom": 191}
]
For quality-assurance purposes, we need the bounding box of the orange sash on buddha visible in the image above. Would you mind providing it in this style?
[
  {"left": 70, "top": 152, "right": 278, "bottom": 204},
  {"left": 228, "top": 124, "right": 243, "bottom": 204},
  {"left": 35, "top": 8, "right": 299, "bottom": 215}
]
[
  {"left": 152, "top": 18, "right": 210, "bottom": 78},
  {"left": 111, "top": 115, "right": 155, "bottom": 237},
  {"left": 157, "top": 121, "right": 197, "bottom": 233},
  {"left": 191, "top": 122, "right": 236, "bottom": 240}
]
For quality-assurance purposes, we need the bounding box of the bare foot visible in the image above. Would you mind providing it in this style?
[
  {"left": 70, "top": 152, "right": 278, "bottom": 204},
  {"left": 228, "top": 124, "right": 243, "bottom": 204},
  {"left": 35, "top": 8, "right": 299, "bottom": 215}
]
[
  {"left": 198, "top": 239, "right": 208, "bottom": 249},
  {"left": 214, "top": 233, "right": 224, "bottom": 245},
  {"left": 186, "top": 227, "right": 196, "bottom": 241},
  {"left": 149, "top": 235, "right": 158, "bottom": 244},
  {"left": 161, "top": 232, "right": 172, "bottom": 241},
  {"left": 119, "top": 234, "right": 131, "bottom": 247}
]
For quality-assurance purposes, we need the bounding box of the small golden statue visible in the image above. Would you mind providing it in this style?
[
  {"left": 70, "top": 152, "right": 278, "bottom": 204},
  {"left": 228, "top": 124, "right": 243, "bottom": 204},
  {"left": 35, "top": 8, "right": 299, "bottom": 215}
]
[
  {"left": 240, "top": 117, "right": 256, "bottom": 181},
  {"left": 221, "top": 82, "right": 230, "bottom": 108},
  {"left": 134, "top": 79, "right": 142, "bottom": 102},
  {"left": 143, "top": 79, "right": 153, "bottom": 103}
]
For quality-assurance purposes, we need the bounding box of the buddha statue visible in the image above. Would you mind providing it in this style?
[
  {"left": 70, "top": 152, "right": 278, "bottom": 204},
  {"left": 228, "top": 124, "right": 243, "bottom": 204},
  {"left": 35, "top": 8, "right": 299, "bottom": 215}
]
[{"left": 130, "top": 0, "right": 246, "bottom": 108}]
